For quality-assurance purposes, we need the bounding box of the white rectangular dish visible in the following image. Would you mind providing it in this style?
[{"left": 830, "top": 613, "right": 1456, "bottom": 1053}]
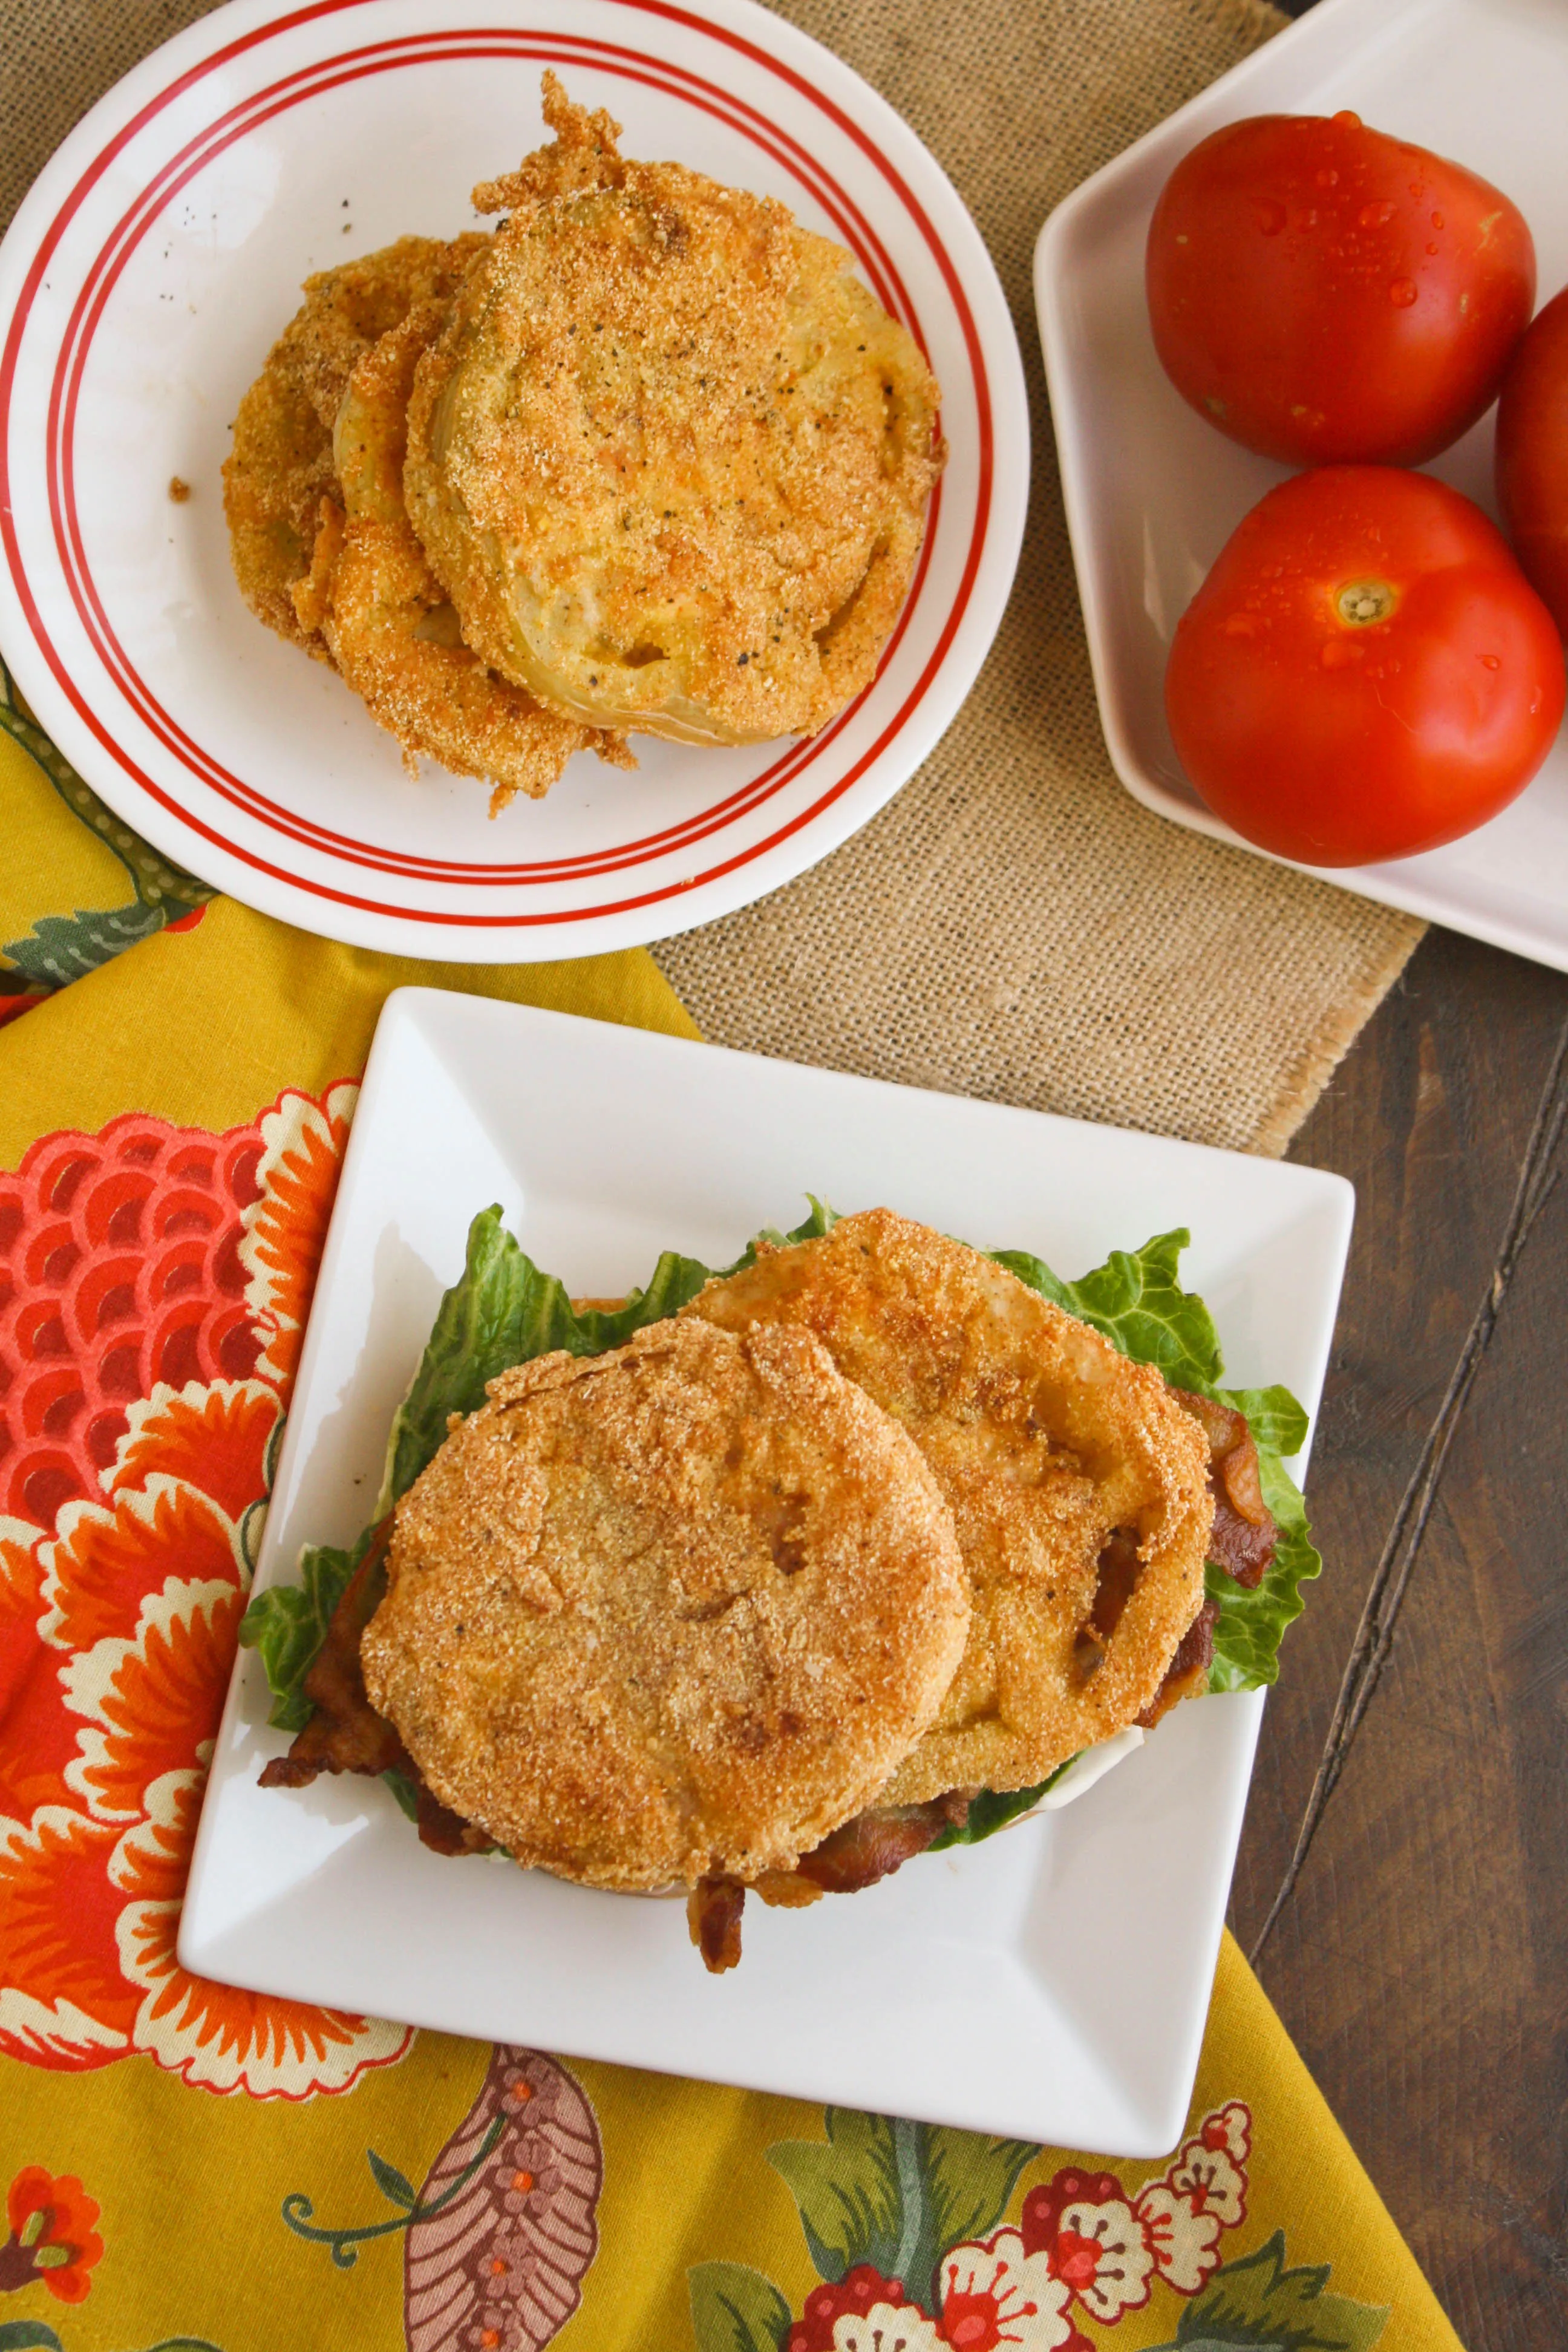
[
  {"left": 1036, "top": 0, "right": 1568, "bottom": 971},
  {"left": 181, "top": 993, "right": 1353, "bottom": 2155}
]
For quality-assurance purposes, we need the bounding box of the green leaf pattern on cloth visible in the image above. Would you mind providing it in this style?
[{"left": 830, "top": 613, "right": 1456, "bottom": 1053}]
[
  {"left": 766, "top": 2112, "right": 906, "bottom": 2287},
  {"left": 1161, "top": 2228, "right": 1390, "bottom": 2350},
  {"left": 687, "top": 2264, "right": 795, "bottom": 2352},
  {"left": 0, "top": 661, "right": 214, "bottom": 1012},
  {"left": 765, "top": 2113, "right": 1036, "bottom": 2318}
]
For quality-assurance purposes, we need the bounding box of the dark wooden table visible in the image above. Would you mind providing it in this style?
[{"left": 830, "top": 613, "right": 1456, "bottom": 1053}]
[{"left": 1231, "top": 926, "right": 1568, "bottom": 2351}]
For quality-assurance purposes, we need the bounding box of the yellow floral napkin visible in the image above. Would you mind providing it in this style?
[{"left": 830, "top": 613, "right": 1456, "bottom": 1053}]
[{"left": 0, "top": 700, "right": 1462, "bottom": 2351}]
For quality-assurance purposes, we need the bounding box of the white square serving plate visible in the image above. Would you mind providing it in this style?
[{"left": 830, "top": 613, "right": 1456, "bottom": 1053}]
[
  {"left": 1036, "top": 0, "right": 1568, "bottom": 972},
  {"left": 181, "top": 994, "right": 1353, "bottom": 2156}
]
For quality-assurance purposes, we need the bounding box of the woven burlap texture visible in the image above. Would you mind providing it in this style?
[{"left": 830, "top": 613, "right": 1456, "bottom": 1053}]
[
  {"left": 653, "top": 0, "right": 1425, "bottom": 1156},
  {"left": 1, "top": 0, "right": 1423, "bottom": 1156}
]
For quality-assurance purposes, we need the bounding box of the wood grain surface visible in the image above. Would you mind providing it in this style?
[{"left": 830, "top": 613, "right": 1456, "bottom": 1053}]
[{"left": 1232, "top": 927, "right": 1568, "bottom": 2351}]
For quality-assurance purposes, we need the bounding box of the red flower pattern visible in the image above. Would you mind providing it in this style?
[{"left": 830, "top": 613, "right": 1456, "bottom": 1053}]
[
  {"left": 0, "top": 1111, "right": 267, "bottom": 1531},
  {"left": 785, "top": 2264, "right": 939, "bottom": 2351},
  {"left": 1, "top": 2164, "right": 103, "bottom": 2303},
  {"left": 0, "top": 1082, "right": 412, "bottom": 2096}
]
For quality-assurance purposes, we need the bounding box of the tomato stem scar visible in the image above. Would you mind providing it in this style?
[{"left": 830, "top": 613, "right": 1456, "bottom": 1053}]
[{"left": 1336, "top": 579, "right": 1397, "bottom": 626}]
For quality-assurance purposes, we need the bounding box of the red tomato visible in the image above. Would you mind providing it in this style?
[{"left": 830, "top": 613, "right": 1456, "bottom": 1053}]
[
  {"left": 1496, "top": 283, "right": 1568, "bottom": 637},
  {"left": 1166, "top": 468, "right": 1564, "bottom": 866},
  {"left": 1146, "top": 113, "right": 1535, "bottom": 466}
]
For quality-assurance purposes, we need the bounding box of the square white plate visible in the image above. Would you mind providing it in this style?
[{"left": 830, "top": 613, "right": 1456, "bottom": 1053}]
[
  {"left": 181, "top": 994, "right": 1352, "bottom": 2155},
  {"left": 1036, "top": 0, "right": 1568, "bottom": 972}
]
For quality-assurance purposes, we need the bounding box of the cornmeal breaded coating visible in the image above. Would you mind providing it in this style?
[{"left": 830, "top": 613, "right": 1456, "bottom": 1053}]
[
  {"left": 223, "top": 235, "right": 486, "bottom": 659},
  {"left": 683, "top": 1210, "right": 1215, "bottom": 1802},
  {"left": 403, "top": 74, "right": 945, "bottom": 747},
  {"left": 305, "top": 298, "right": 633, "bottom": 811},
  {"left": 359, "top": 1316, "right": 969, "bottom": 1891}
]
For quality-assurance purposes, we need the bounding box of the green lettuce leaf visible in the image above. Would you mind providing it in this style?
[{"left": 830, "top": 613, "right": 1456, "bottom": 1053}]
[
  {"left": 928, "top": 1761, "right": 1073, "bottom": 1850},
  {"left": 237, "top": 1532, "right": 366, "bottom": 1730},
  {"left": 381, "top": 1197, "right": 840, "bottom": 1508},
  {"left": 1203, "top": 1441, "right": 1318, "bottom": 1692},
  {"left": 242, "top": 1204, "right": 1319, "bottom": 1827},
  {"left": 991, "top": 1228, "right": 1226, "bottom": 1393},
  {"left": 1219, "top": 1382, "right": 1310, "bottom": 1459}
]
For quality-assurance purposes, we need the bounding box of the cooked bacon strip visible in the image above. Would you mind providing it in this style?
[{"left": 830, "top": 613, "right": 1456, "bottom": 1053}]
[
  {"left": 414, "top": 1781, "right": 492, "bottom": 1855},
  {"left": 788, "top": 1789, "right": 973, "bottom": 1897},
  {"left": 1207, "top": 1491, "right": 1275, "bottom": 1588},
  {"left": 258, "top": 1520, "right": 498, "bottom": 1854},
  {"left": 1170, "top": 1387, "right": 1277, "bottom": 1590},
  {"left": 685, "top": 1792, "right": 978, "bottom": 1972},
  {"left": 688, "top": 1877, "right": 746, "bottom": 1973},
  {"left": 259, "top": 1519, "right": 401, "bottom": 1788},
  {"left": 1137, "top": 1598, "right": 1219, "bottom": 1729}
]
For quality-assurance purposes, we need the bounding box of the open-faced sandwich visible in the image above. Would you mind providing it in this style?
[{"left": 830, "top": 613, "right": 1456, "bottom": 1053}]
[{"left": 242, "top": 1205, "right": 1317, "bottom": 1971}]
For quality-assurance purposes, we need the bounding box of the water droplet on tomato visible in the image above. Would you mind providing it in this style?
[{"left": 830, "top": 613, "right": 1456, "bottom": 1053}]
[
  {"left": 1320, "top": 639, "right": 1365, "bottom": 670},
  {"left": 1253, "top": 198, "right": 1286, "bottom": 236},
  {"left": 1480, "top": 654, "right": 1501, "bottom": 671},
  {"left": 1333, "top": 109, "right": 1362, "bottom": 127},
  {"left": 1296, "top": 208, "right": 1319, "bottom": 232},
  {"left": 1358, "top": 202, "right": 1396, "bottom": 229},
  {"left": 1431, "top": 211, "right": 1445, "bottom": 230},
  {"left": 1316, "top": 167, "right": 1339, "bottom": 188},
  {"left": 1389, "top": 278, "right": 1418, "bottom": 307}
]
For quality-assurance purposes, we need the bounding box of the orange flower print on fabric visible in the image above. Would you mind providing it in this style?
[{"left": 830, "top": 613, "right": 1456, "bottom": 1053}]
[
  {"left": 0, "top": 1082, "right": 411, "bottom": 2096},
  {"left": 1, "top": 1519, "right": 77, "bottom": 1819},
  {"left": 241, "top": 1082, "right": 356, "bottom": 1390},
  {"left": 1, "top": 2165, "right": 103, "bottom": 2304}
]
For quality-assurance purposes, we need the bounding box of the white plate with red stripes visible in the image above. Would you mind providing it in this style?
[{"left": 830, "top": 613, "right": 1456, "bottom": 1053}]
[{"left": 0, "top": 0, "right": 1027, "bottom": 961}]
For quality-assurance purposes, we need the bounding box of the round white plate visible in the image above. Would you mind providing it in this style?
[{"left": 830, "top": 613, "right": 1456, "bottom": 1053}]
[{"left": 0, "top": 0, "right": 1027, "bottom": 961}]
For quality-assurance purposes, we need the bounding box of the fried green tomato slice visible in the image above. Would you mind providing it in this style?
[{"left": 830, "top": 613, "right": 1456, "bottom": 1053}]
[
  {"left": 222, "top": 234, "right": 486, "bottom": 659},
  {"left": 359, "top": 1316, "right": 969, "bottom": 1892},
  {"left": 403, "top": 74, "right": 945, "bottom": 747},
  {"left": 682, "top": 1210, "right": 1215, "bottom": 1804},
  {"left": 306, "top": 298, "right": 633, "bottom": 811}
]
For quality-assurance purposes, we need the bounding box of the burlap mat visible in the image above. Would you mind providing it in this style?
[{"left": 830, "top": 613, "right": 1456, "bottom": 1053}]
[
  {"left": 658, "top": 0, "right": 1425, "bottom": 1155},
  {"left": 1, "top": 0, "right": 1423, "bottom": 1156}
]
